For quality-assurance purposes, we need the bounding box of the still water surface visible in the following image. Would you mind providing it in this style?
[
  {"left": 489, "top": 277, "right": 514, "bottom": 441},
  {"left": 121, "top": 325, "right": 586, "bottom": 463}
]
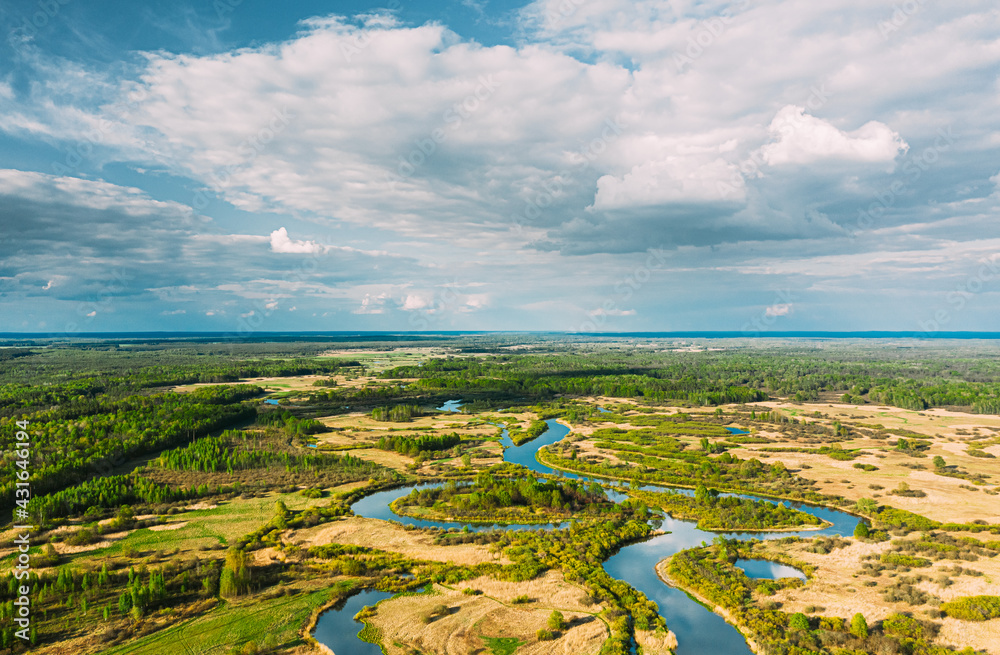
[{"left": 316, "top": 405, "right": 856, "bottom": 654}]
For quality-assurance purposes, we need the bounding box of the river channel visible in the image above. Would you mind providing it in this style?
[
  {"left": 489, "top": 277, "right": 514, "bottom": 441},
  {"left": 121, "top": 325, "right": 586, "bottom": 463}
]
[{"left": 315, "top": 405, "right": 858, "bottom": 655}]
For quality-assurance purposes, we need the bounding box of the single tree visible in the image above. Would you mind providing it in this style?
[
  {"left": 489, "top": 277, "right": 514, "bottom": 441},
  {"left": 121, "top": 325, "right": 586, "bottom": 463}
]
[
  {"left": 854, "top": 520, "right": 870, "bottom": 539},
  {"left": 789, "top": 613, "right": 810, "bottom": 631},
  {"left": 850, "top": 612, "right": 868, "bottom": 639},
  {"left": 548, "top": 610, "right": 566, "bottom": 631}
]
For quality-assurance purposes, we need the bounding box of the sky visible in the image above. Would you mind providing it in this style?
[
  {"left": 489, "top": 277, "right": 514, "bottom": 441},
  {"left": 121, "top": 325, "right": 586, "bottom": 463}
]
[{"left": 1, "top": 0, "right": 999, "bottom": 335}]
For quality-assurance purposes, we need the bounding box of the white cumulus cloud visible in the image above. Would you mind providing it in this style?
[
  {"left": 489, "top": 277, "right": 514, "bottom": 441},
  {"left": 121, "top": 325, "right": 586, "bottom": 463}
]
[
  {"left": 592, "top": 156, "right": 745, "bottom": 209},
  {"left": 765, "top": 303, "right": 792, "bottom": 317},
  {"left": 269, "top": 227, "right": 323, "bottom": 254},
  {"left": 759, "top": 106, "right": 908, "bottom": 166}
]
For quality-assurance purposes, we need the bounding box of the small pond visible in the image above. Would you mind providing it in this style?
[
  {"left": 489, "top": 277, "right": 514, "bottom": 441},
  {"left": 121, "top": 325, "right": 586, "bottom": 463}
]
[{"left": 734, "top": 558, "right": 806, "bottom": 580}]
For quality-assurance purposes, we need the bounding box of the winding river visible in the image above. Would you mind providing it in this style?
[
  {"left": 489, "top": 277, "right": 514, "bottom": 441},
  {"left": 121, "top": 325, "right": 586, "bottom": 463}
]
[{"left": 315, "top": 406, "right": 859, "bottom": 655}]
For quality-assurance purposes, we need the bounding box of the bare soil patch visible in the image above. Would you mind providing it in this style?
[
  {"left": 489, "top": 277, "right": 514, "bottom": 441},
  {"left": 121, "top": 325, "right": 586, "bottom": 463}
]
[
  {"left": 292, "top": 517, "right": 506, "bottom": 566},
  {"left": 368, "top": 575, "right": 608, "bottom": 655}
]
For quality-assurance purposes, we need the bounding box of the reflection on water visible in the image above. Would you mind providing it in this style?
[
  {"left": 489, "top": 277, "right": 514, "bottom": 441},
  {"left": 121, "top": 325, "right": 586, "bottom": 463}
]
[
  {"left": 327, "top": 413, "right": 857, "bottom": 655},
  {"left": 313, "top": 588, "right": 394, "bottom": 655},
  {"left": 735, "top": 559, "right": 806, "bottom": 580},
  {"left": 437, "top": 399, "right": 463, "bottom": 413}
]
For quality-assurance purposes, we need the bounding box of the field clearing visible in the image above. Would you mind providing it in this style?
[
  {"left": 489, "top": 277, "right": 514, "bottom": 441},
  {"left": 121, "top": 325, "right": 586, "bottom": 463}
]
[
  {"left": 368, "top": 574, "right": 608, "bottom": 655},
  {"left": 317, "top": 411, "right": 500, "bottom": 440},
  {"left": 751, "top": 535, "right": 1000, "bottom": 655},
  {"left": 314, "top": 410, "right": 506, "bottom": 471},
  {"left": 339, "top": 447, "right": 415, "bottom": 471},
  {"left": 746, "top": 401, "right": 1000, "bottom": 438},
  {"left": 56, "top": 491, "right": 329, "bottom": 567},
  {"left": 172, "top": 374, "right": 331, "bottom": 393},
  {"left": 94, "top": 580, "right": 342, "bottom": 655},
  {"left": 317, "top": 346, "right": 452, "bottom": 371},
  {"left": 547, "top": 401, "right": 998, "bottom": 524},
  {"left": 292, "top": 516, "right": 507, "bottom": 566},
  {"left": 461, "top": 571, "right": 604, "bottom": 613},
  {"left": 728, "top": 450, "right": 999, "bottom": 524}
]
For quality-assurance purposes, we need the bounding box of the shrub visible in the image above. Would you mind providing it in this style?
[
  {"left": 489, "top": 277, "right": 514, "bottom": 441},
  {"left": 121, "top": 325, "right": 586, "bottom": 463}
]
[
  {"left": 536, "top": 629, "right": 556, "bottom": 641},
  {"left": 882, "top": 613, "right": 924, "bottom": 639},
  {"left": 789, "top": 613, "right": 810, "bottom": 631},
  {"left": 941, "top": 595, "right": 1000, "bottom": 621},
  {"left": 548, "top": 610, "right": 566, "bottom": 631},
  {"left": 881, "top": 552, "right": 931, "bottom": 568}
]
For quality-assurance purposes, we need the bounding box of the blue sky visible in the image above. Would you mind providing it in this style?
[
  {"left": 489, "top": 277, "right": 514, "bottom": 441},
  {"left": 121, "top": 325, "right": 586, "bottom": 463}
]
[{"left": 1, "top": 0, "right": 999, "bottom": 334}]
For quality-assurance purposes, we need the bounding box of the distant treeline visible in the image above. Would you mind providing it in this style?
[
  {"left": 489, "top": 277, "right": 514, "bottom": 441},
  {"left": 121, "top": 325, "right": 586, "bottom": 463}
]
[{"left": 379, "top": 351, "right": 1000, "bottom": 412}]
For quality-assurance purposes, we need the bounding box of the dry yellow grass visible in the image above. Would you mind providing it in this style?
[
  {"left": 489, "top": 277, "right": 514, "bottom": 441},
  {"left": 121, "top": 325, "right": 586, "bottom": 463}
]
[
  {"left": 750, "top": 535, "right": 1000, "bottom": 655},
  {"left": 634, "top": 628, "right": 678, "bottom": 655},
  {"left": 291, "top": 517, "right": 506, "bottom": 566},
  {"left": 703, "top": 401, "right": 1000, "bottom": 524},
  {"left": 368, "top": 573, "right": 608, "bottom": 655},
  {"left": 172, "top": 374, "right": 331, "bottom": 393}
]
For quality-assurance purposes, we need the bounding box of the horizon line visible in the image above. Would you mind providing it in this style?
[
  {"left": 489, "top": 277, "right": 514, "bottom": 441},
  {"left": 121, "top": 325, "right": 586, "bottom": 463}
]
[{"left": 3, "top": 330, "right": 1000, "bottom": 340}]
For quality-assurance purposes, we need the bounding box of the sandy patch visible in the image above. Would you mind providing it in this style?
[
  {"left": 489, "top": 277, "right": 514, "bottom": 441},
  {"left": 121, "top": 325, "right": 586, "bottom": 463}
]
[
  {"left": 53, "top": 530, "right": 131, "bottom": 555},
  {"left": 148, "top": 521, "right": 188, "bottom": 532},
  {"left": 185, "top": 502, "right": 218, "bottom": 511},
  {"left": 293, "top": 517, "right": 505, "bottom": 566},
  {"left": 463, "top": 571, "right": 601, "bottom": 613},
  {"left": 369, "top": 577, "right": 608, "bottom": 655},
  {"left": 938, "top": 617, "right": 1000, "bottom": 655},
  {"left": 252, "top": 546, "right": 285, "bottom": 566}
]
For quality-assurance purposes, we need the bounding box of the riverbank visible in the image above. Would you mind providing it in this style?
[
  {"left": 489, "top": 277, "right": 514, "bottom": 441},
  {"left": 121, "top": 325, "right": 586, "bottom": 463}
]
[{"left": 654, "top": 557, "right": 764, "bottom": 655}]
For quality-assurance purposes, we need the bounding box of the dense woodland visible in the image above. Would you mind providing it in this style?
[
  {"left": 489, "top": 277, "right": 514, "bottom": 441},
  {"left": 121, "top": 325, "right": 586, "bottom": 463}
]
[
  {"left": 392, "top": 471, "right": 612, "bottom": 522},
  {"left": 380, "top": 347, "right": 1000, "bottom": 412},
  {"left": 630, "top": 486, "right": 825, "bottom": 531}
]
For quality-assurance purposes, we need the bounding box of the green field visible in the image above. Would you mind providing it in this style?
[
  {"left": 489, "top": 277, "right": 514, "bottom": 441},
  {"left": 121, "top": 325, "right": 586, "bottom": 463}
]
[
  {"left": 61, "top": 492, "right": 328, "bottom": 565},
  {"left": 99, "top": 583, "right": 345, "bottom": 655}
]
